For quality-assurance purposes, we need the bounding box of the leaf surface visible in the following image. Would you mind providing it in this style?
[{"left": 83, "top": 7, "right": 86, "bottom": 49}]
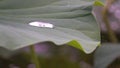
[{"left": 0, "top": 0, "right": 100, "bottom": 53}]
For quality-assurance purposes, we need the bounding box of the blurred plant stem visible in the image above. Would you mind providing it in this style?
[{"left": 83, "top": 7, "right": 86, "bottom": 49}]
[
  {"left": 102, "top": 0, "right": 118, "bottom": 43},
  {"left": 29, "top": 45, "right": 41, "bottom": 68}
]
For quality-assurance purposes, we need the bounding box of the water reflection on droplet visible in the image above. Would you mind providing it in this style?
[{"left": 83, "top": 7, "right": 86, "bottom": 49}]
[{"left": 29, "top": 21, "right": 54, "bottom": 28}]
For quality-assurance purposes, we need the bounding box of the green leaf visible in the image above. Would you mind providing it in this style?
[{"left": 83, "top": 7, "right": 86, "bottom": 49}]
[
  {"left": 94, "top": 0, "right": 104, "bottom": 6},
  {"left": 0, "top": 0, "right": 100, "bottom": 54},
  {"left": 94, "top": 44, "right": 120, "bottom": 68}
]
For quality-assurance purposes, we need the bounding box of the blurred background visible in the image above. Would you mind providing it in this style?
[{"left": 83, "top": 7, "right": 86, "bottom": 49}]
[{"left": 0, "top": 0, "right": 120, "bottom": 68}]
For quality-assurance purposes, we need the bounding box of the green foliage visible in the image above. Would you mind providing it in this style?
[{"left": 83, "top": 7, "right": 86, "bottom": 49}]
[
  {"left": 0, "top": 0, "right": 100, "bottom": 54},
  {"left": 94, "top": 0, "right": 104, "bottom": 6},
  {"left": 94, "top": 44, "right": 120, "bottom": 68}
]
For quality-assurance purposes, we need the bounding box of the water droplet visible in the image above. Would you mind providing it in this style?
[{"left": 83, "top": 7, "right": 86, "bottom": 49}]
[{"left": 29, "top": 21, "right": 54, "bottom": 28}]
